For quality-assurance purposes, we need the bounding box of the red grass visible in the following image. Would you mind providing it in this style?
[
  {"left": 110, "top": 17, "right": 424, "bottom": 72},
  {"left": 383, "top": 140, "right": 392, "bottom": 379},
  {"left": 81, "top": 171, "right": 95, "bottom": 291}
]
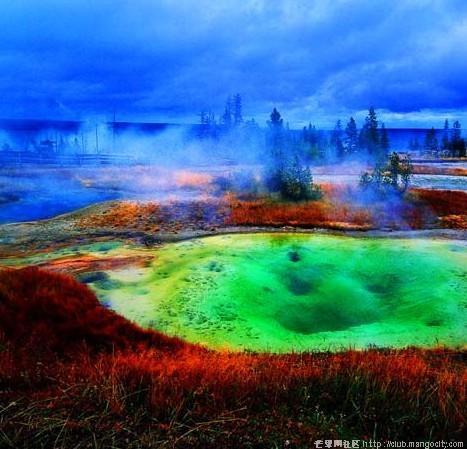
[
  {"left": 0, "top": 267, "right": 183, "bottom": 353},
  {"left": 227, "top": 187, "right": 467, "bottom": 231},
  {"left": 410, "top": 188, "right": 467, "bottom": 216},
  {"left": 226, "top": 194, "right": 372, "bottom": 230},
  {"left": 0, "top": 268, "right": 465, "bottom": 446},
  {"left": 409, "top": 189, "right": 467, "bottom": 229}
]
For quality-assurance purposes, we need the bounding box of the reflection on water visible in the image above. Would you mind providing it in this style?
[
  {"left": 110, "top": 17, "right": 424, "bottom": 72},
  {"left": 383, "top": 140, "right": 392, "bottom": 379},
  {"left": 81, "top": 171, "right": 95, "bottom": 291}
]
[{"left": 0, "top": 173, "right": 121, "bottom": 224}]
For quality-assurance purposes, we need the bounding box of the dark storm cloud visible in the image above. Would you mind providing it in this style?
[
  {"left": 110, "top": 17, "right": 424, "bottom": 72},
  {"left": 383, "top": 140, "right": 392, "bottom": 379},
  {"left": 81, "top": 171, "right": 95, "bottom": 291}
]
[{"left": 1, "top": 0, "right": 467, "bottom": 126}]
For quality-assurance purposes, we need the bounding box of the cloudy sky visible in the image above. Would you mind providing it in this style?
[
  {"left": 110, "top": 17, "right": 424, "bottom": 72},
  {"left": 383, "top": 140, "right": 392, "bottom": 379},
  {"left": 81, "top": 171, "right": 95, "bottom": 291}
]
[{"left": 1, "top": 0, "right": 467, "bottom": 127}]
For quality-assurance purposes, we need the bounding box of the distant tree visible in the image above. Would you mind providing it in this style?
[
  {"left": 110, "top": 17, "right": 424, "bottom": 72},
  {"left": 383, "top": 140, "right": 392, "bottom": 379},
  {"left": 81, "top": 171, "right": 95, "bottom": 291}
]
[
  {"left": 344, "top": 117, "right": 359, "bottom": 156},
  {"left": 240, "top": 117, "right": 261, "bottom": 148},
  {"left": 424, "top": 127, "right": 438, "bottom": 156},
  {"left": 452, "top": 120, "right": 461, "bottom": 141},
  {"left": 268, "top": 107, "right": 283, "bottom": 128},
  {"left": 266, "top": 107, "right": 285, "bottom": 155},
  {"left": 380, "top": 123, "right": 390, "bottom": 156},
  {"left": 278, "top": 155, "right": 322, "bottom": 201},
  {"left": 264, "top": 108, "right": 286, "bottom": 191},
  {"left": 199, "top": 110, "right": 207, "bottom": 125},
  {"left": 303, "top": 123, "right": 319, "bottom": 145},
  {"left": 331, "top": 120, "right": 344, "bottom": 159},
  {"left": 360, "top": 106, "right": 380, "bottom": 157},
  {"left": 460, "top": 140, "right": 467, "bottom": 158},
  {"left": 451, "top": 121, "right": 466, "bottom": 157},
  {"left": 199, "top": 110, "right": 217, "bottom": 139},
  {"left": 442, "top": 119, "right": 450, "bottom": 152},
  {"left": 221, "top": 96, "right": 233, "bottom": 128},
  {"left": 233, "top": 94, "right": 243, "bottom": 125},
  {"left": 301, "top": 123, "right": 322, "bottom": 160}
]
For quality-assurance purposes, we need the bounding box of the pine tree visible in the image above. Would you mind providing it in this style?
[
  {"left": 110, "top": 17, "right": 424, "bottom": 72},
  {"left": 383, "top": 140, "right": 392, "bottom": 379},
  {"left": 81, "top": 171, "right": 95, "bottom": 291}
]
[
  {"left": 344, "top": 117, "right": 358, "bottom": 156},
  {"left": 264, "top": 108, "right": 285, "bottom": 191},
  {"left": 380, "top": 123, "right": 390, "bottom": 156},
  {"left": 361, "top": 106, "right": 380, "bottom": 157},
  {"left": 199, "top": 110, "right": 214, "bottom": 139},
  {"left": 268, "top": 108, "right": 283, "bottom": 128},
  {"left": 452, "top": 120, "right": 461, "bottom": 142},
  {"left": 442, "top": 119, "right": 450, "bottom": 151},
  {"left": 424, "top": 127, "right": 438, "bottom": 156},
  {"left": 233, "top": 94, "right": 243, "bottom": 125},
  {"left": 451, "top": 121, "right": 465, "bottom": 157},
  {"left": 221, "top": 96, "right": 233, "bottom": 128},
  {"left": 279, "top": 155, "right": 322, "bottom": 201},
  {"left": 267, "top": 108, "right": 284, "bottom": 154},
  {"left": 331, "top": 120, "right": 344, "bottom": 159}
]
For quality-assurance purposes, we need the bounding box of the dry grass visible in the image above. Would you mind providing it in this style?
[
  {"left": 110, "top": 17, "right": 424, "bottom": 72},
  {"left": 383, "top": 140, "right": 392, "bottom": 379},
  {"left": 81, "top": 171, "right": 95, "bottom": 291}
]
[
  {"left": 76, "top": 199, "right": 229, "bottom": 235},
  {"left": 0, "top": 268, "right": 465, "bottom": 448},
  {"left": 409, "top": 189, "right": 467, "bottom": 229},
  {"left": 410, "top": 188, "right": 467, "bottom": 216},
  {"left": 77, "top": 201, "right": 162, "bottom": 231},
  {"left": 227, "top": 198, "right": 372, "bottom": 229},
  {"left": 226, "top": 185, "right": 373, "bottom": 230},
  {"left": 439, "top": 215, "right": 467, "bottom": 229},
  {"left": 70, "top": 186, "right": 467, "bottom": 237},
  {"left": 227, "top": 187, "right": 467, "bottom": 231}
]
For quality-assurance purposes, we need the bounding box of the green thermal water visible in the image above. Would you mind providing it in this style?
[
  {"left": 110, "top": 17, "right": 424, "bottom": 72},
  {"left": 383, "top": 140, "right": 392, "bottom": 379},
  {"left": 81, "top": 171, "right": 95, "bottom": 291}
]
[{"left": 88, "top": 233, "right": 466, "bottom": 352}]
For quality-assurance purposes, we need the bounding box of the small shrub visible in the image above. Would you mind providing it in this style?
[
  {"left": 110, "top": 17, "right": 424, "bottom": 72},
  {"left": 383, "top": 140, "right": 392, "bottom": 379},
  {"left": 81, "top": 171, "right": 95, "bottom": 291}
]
[
  {"left": 360, "top": 152, "right": 413, "bottom": 195},
  {"left": 265, "top": 155, "right": 323, "bottom": 201}
]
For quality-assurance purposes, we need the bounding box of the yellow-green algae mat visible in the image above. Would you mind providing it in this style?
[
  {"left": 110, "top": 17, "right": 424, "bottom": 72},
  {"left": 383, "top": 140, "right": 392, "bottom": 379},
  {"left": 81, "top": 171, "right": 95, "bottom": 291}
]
[
  {"left": 85, "top": 233, "right": 466, "bottom": 352},
  {"left": 2, "top": 234, "right": 465, "bottom": 352}
]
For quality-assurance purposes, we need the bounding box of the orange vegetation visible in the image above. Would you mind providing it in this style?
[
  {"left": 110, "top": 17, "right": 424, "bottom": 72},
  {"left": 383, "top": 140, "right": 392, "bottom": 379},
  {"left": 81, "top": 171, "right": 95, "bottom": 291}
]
[
  {"left": 77, "top": 201, "right": 162, "bottom": 231},
  {"left": 410, "top": 188, "right": 467, "bottom": 215},
  {"left": 34, "top": 254, "right": 152, "bottom": 274},
  {"left": 174, "top": 170, "right": 212, "bottom": 188},
  {"left": 227, "top": 186, "right": 467, "bottom": 231},
  {"left": 0, "top": 267, "right": 182, "bottom": 352},
  {"left": 226, "top": 191, "right": 372, "bottom": 230},
  {"left": 76, "top": 199, "right": 229, "bottom": 234},
  {"left": 439, "top": 215, "right": 467, "bottom": 229},
  {"left": 227, "top": 199, "right": 372, "bottom": 230},
  {"left": 77, "top": 166, "right": 212, "bottom": 193},
  {"left": 70, "top": 186, "right": 467, "bottom": 237},
  {"left": 0, "top": 268, "right": 464, "bottom": 447},
  {"left": 410, "top": 188, "right": 467, "bottom": 229}
]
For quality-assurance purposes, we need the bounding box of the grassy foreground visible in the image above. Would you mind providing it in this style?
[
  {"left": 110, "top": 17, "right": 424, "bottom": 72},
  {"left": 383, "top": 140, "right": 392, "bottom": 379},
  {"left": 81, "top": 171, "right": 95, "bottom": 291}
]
[{"left": 0, "top": 267, "right": 465, "bottom": 448}]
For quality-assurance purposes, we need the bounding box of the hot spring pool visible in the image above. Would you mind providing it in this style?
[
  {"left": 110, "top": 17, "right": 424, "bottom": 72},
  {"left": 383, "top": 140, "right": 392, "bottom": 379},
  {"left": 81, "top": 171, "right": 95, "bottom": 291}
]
[{"left": 90, "top": 233, "right": 466, "bottom": 352}]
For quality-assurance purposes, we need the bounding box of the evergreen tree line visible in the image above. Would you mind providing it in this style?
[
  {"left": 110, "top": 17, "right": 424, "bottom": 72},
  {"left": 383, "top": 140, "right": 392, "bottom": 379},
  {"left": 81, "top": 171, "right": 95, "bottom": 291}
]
[
  {"left": 198, "top": 94, "right": 260, "bottom": 140},
  {"left": 411, "top": 119, "right": 466, "bottom": 157},
  {"left": 200, "top": 101, "right": 392, "bottom": 163},
  {"left": 284, "top": 106, "right": 390, "bottom": 163},
  {"left": 200, "top": 98, "right": 463, "bottom": 201},
  {"left": 200, "top": 97, "right": 465, "bottom": 160}
]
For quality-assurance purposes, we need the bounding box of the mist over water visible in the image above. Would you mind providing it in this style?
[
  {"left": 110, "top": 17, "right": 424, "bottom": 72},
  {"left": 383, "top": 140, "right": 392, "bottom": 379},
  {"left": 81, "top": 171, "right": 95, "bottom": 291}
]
[{"left": 0, "top": 120, "right": 465, "bottom": 224}]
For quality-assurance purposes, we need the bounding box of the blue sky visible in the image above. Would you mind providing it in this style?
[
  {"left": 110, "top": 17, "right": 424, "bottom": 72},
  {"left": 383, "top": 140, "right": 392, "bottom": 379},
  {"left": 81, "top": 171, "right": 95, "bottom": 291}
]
[{"left": 1, "top": 0, "right": 467, "bottom": 127}]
